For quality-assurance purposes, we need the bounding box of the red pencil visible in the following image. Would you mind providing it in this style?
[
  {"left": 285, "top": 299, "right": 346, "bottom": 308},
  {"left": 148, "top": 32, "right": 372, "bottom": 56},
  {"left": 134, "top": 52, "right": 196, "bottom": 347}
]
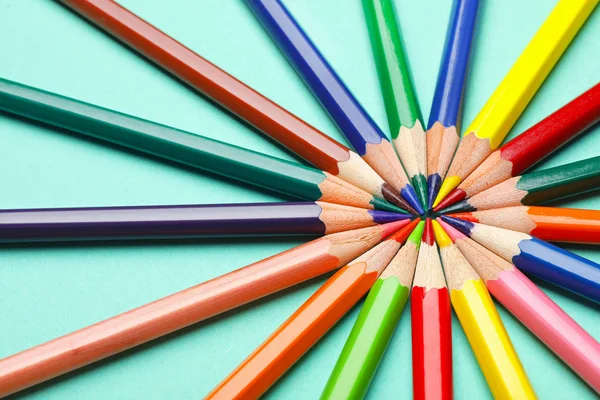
[
  {"left": 435, "top": 83, "right": 600, "bottom": 210},
  {"left": 411, "top": 219, "right": 453, "bottom": 400}
]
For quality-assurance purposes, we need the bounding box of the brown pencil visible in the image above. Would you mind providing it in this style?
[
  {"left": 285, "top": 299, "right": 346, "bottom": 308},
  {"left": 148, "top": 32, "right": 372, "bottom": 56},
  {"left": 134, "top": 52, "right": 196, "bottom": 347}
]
[{"left": 0, "top": 220, "right": 409, "bottom": 398}]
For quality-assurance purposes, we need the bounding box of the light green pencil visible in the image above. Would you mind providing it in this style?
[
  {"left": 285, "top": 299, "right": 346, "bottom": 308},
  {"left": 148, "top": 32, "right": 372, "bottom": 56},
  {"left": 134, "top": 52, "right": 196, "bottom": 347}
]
[{"left": 321, "top": 221, "right": 425, "bottom": 399}]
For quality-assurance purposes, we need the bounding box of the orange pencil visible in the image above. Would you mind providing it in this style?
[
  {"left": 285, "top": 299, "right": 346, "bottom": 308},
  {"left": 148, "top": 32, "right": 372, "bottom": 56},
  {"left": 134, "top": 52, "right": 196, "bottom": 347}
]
[
  {"left": 206, "top": 219, "right": 420, "bottom": 399},
  {"left": 449, "top": 206, "right": 600, "bottom": 244},
  {"left": 0, "top": 220, "right": 410, "bottom": 398}
]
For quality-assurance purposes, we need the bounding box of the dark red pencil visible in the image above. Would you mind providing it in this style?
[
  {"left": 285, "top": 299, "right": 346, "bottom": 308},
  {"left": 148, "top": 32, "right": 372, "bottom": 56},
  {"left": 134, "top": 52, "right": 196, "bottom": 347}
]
[
  {"left": 411, "top": 219, "right": 453, "bottom": 399},
  {"left": 58, "top": 0, "right": 412, "bottom": 211}
]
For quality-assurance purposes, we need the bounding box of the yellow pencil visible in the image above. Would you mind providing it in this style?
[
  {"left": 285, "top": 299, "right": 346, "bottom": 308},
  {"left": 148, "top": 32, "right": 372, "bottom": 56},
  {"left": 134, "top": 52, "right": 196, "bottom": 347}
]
[
  {"left": 432, "top": 220, "right": 536, "bottom": 399},
  {"left": 433, "top": 0, "right": 598, "bottom": 208}
]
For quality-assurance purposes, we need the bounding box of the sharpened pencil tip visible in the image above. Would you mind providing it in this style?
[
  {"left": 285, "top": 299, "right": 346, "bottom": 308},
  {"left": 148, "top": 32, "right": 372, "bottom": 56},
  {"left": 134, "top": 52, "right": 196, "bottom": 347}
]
[
  {"left": 400, "top": 184, "right": 425, "bottom": 215},
  {"left": 431, "top": 220, "right": 452, "bottom": 248},
  {"left": 381, "top": 219, "right": 414, "bottom": 239},
  {"left": 436, "top": 218, "right": 467, "bottom": 242},
  {"left": 432, "top": 175, "right": 461, "bottom": 208},
  {"left": 381, "top": 183, "right": 413, "bottom": 214},
  {"left": 369, "top": 210, "right": 412, "bottom": 224},
  {"left": 440, "top": 215, "right": 473, "bottom": 236},
  {"left": 371, "top": 196, "right": 408, "bottom": 214},
  {"left": 436, "top": 199, "right": 475, "bottom": 215},
  {"left": 427, "top": 173, "right": 442, "bottom": 210},
  {"left": 433, "top": 188, "right": 466, "bottom": 212},
  {"left": 388, "top": 218, "right": 420, "bottom": 243}
]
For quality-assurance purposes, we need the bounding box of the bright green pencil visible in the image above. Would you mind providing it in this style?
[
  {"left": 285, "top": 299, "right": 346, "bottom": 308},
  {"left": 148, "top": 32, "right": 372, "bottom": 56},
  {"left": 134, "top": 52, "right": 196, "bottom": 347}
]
[
  {"left": 321, "top": 221, "right": 425, "bottom": 399},
  {"left": 362, "top": 0, "right": 428, "bottom": 209}
]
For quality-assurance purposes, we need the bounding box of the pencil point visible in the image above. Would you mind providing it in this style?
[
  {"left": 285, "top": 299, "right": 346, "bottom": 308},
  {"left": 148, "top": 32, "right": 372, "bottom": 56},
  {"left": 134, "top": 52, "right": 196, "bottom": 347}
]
[
  {"left": 407, "top": 220, "right": 426, "bottom": 246},
  {"left": 422, "top": 218, "right": 434, "bottom": 245},
  {"left": 446, "top": 212, "right": 477, "bottom": 223},
  {"left": 369, "top": 210, "right": 412, "bottom": 224},
  {"left": 436, "top": 199, "right": 474, "bottom": 215},
  {"left": 440, "top": 215, "right": 473, "bottom": 236},
  {"left": 436, "top": 218, "right": 467, "bottom": 242},
  {"left": 432, "top": 175, "right": 461, "bottom": 208},
  {"left": 431, "top": 220, "right": 453, "bottom": 248},
  {"left": 381, "top": 183, "right": 413, "bottom": 214},
  {"left": 427, "top": 173, "right": 442, "bottom": 210},
  {"left": 381, "top": 219, "right": 415, "bottom": 238},
  {"left": 400, "top": 184, "right": 425, "bottom": 215},
  {"left": 371, "top": 196, "right": 408, "bottom": 214},
  {"left": 433, "top": 188, "right": 466, "bottom": 212},
  {"left": 388, "top": 218, "right": 420, "bottom": 243},
  {"left": 411, "top": 174, "right": 429, "bottom": 212}
]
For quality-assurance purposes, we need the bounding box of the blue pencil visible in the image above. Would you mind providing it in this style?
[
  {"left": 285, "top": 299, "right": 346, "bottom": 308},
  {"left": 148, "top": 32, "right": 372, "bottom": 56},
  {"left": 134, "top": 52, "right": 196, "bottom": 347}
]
[
  {"left": 441, "top": 216, "right": 600, "bottom": 303},
  {"left": 426, "top": 0, "right": 479, "bottom": 209},
  {"left": 246, "top": 0, "right": 424, "bottom": 215}
]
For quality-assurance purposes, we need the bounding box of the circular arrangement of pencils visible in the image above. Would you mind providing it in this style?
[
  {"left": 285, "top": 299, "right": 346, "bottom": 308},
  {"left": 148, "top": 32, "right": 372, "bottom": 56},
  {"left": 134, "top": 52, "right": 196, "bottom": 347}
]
[{"left": 1, "top": 0, "right": 599, "bottom": 398}]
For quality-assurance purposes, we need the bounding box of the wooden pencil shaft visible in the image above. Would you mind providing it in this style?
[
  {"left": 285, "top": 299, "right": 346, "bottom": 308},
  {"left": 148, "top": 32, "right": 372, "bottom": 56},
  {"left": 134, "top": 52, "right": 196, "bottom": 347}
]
[
  {"left": 59, "top": 0, "right": 354, "bottom": 177},
  {"left": 362, "top": 0, "right": 423, "bottom": 135},
  {"left": 0, "top": 223, "right": 394, "bottom": 397},
  {"left": 0, "top": 202, "right": 409, "bottom": 242},
  {"left": 321, "top": 277, "right": 409, "bottom": 399},
  {"left": 246, "top": 0, "right": 386, "bottom": 154}
]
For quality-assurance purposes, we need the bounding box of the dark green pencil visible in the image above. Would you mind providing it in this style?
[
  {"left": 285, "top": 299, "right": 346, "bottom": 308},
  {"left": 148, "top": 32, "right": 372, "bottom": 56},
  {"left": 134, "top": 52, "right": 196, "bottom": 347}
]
[
  {"left": 0, "top": 78, "right": 402, "bottom": 212},
  {"left": 363, "top": 0, "right": 428, "bottom": 208},
  {"left": 440, "top": 156, "right": 600, "bottom": 214}
]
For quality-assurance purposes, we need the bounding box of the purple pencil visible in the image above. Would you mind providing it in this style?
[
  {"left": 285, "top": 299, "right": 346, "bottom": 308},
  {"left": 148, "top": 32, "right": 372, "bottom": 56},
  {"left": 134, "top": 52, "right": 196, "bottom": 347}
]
[{"left": 0, "top": 202, "right": 409, "bottom": 242}]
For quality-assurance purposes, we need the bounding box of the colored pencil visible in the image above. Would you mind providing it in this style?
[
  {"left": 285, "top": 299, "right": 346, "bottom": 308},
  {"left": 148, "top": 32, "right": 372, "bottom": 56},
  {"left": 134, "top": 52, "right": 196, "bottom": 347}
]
[
  {"left": 441, "top": 216, "right": 600, "bottom": 303},
  {"left": 245, "top": 0, "right": 425, "bottom": 215},
  {"left": 206, "top": 220, "right": 420, "bottom": 399},
  {"left": 362, "top": 0, "right": 428, "bottom": 208},
  {"left": 0, "top": 220, "right": 410, "bottom": 397},
  {"left": 432, "top": 220, "right": 536, "bottom": 399},
  {"left": 436, "top": 83, "right": 600, "bottom": 210},
  {"left": 433, "top": 0, "right": 597, "bottom": 207},
  {"left": 439, "top": 219, "right": 600, "bottom": 393},
  {"left": 0, "top": 202, "right": 412, "bottom": 243},
  {"left": 449, "top": 206, "right": 600, "bottom": 244},
  {"left": 439, "top": 155, "right": 600, "bottom": 214},
  {"left": 321, "top": 221, "right": 425, "bottom": 399},
  {"left": 57, "top": 0, "right": 406, "bottom": 209},
  {"left": 0, "top": 78, "right": 403, "bottom": 213},
  {"left": 426, "top": 0, "right": 479, "bottom": 208},
  {"left": 411, "top": 219, "right": 453, "bottom": 400}
]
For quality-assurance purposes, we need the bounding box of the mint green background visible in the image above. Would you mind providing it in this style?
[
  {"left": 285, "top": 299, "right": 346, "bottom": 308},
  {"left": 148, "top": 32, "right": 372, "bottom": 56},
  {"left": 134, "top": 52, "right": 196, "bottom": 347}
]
[{"left": 0, "top": 0, "right": 598, "bottom": 398}]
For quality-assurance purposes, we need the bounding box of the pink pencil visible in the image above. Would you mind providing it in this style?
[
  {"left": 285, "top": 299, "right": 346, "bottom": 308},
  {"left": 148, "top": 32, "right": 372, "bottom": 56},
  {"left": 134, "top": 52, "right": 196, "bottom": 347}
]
[{"left": 438, "top": 219, "right": 600, "bottom": 393}]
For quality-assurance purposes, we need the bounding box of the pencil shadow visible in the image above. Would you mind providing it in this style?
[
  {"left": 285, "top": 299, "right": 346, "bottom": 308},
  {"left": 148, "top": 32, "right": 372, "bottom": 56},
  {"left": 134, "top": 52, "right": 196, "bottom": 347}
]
[
  {"left": 50, "top": 1, "right": 310, "bottom": 168},
  {"left": 4, "top": 271, "right": 334, "bottom": 399},
  {"left": 0, "top": 234, "right": 317, "bottom": 252}
]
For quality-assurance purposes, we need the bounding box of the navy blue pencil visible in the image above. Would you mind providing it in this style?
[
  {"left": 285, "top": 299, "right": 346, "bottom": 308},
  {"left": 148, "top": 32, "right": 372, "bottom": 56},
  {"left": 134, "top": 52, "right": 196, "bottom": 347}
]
[
  {"left": 426, "top": 0, "right": 479, "bottom": 208},
  {"left": 246, "top": 0, "right": 424, "bottom": 215}
]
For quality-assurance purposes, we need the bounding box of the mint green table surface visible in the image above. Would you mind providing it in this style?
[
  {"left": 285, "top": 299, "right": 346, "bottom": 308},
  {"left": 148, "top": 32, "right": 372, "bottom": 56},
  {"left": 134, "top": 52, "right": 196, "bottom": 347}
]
[{"left": 0, "top": 1, "right": 598, "bottom": 398}]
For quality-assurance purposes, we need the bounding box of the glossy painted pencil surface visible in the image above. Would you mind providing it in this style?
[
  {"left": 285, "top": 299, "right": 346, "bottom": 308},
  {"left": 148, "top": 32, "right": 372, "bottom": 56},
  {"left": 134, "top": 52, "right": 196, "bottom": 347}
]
[
  {"left": 433, "top": 0, "right": 597, "bottom": 207},
  {"left": 321, "top": 221, "right": 424, "bottom": 399},
  {"left": 438, "top": 83, "right": 600, "bottom": 209},
  {"left": 0, "top": 78, "right": 400, "bottom": 213},
  {"left": 362, "top": 0, "right": 428, "bottom": 207},
  {"left": 0, "top": 221, "right": 408, "bottom": 398},
  {"left": 450, "top": 206, "right": 600, "bottom": 244},
  {"left": 206, "top": 220, "right": 419, "bottom": 399},
  {"left": 411, "top": 219, "right": 453, "bottom": 400},
  {"left": 426, "top": 0, "right": 479, "bottom": 208},
  {"left": 0, "top": 202, "right": 411, "bottom": 242},
  {"left": 246, "top": 0, "right": 424, "bottom": 215},
  {"left": 433, "top": 220, "right": 536, "bottom": 399},
  {"left": 441, "top": 155, "right": 600, "bottom": 214},
  {"left": 439, "top": 219, "right": 600, "bottom": 393},
  {"left": 58, "top": 0, "right": 397, "bottom": 204},
  {"left": 442, "top": 216, "right": 600, "bottom": 303}
]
